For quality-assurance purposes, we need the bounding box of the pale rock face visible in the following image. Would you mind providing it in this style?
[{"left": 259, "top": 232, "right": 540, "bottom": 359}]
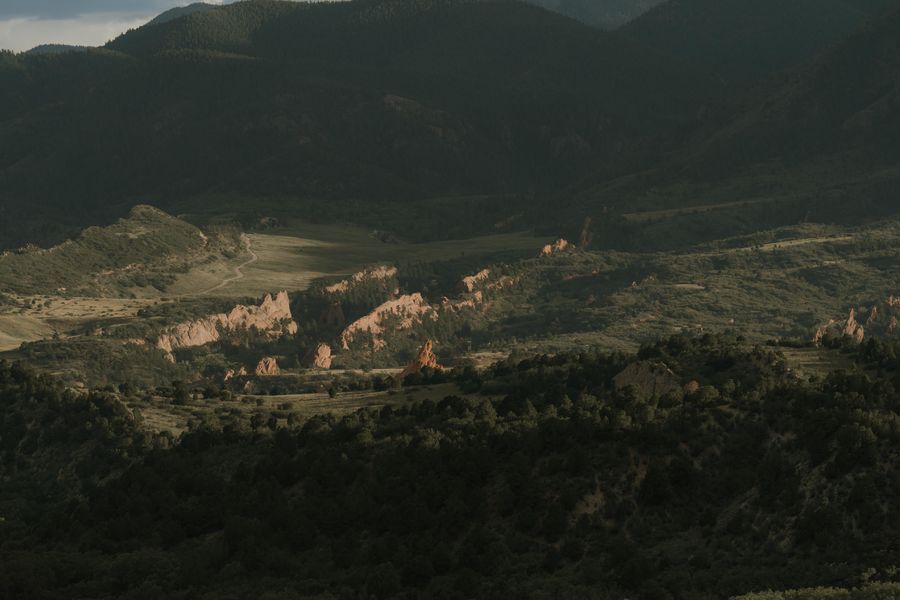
[
  {"left": 443, "top": 290, "right": 483, "bottom": 311},
  {"left": 843, "top": 308, "right": 865, "bottom": 343},
  {"left": 813, "top": 319, "right": 837, "bottom": 345},
  {"left": 866, "top": 305, "right": 879, "bottom": 327},
  {"left": 460, "top": 269, "right": 491, "bottom": 293},
  {"left": 400, "top": 340, "right": 442, "bottom": 378},
  {"left": 255, "top": 357, "right": 280, "bottom": 376},
  {"left": 156, "top": 291, "right": 297, "bottom": 360},
  {"left": 488, "top": 275, "right": 516, "bottom": 291},
  {"left": 540, "top": 238, "right": 571, "bottom": 256},
  {"left": 308, "top": 343, "right": 333, "bottom": 369},
  {"left": 324, "top": 266, "right": 398, "bottom": 294},
  {"left": 224, "top": 366, "right": 249, "bottom": 382},
  {"left": 157, "top": 319, "right": 221, "bottom": 355},
  {"left": 340, "top": 293, "right": 433, "bottom": 350}
]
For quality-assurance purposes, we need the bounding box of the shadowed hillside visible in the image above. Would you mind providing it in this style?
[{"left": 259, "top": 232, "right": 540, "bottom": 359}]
[
  {"left": 622, "top": 0, "right": 895, "bottom": 83},
  {"left": 0, "top": 0, "right": 719, "bottom": 250}
]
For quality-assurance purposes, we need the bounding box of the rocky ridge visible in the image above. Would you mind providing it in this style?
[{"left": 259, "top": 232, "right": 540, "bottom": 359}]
[
  {"left": 156, "top": 291, "right": 298, "bottom": 359},
  {"left": 340, "top": 293, "right": 434, "bottom": 350},
  {"left": 400, "top": 340, "right": 443, "bottom": 379},
  {"left": 324, "top": 266, "right": 398, "bottom": 294}
]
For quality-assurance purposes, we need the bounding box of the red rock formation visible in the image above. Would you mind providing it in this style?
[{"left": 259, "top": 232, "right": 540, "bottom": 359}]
[
  {"left": 225, "top": 366, "right": 249, "bottom": 381},
  {"left": 460, "top": 269, "right": 491, "bottom": 293},
  {"left": 157, "top": 291, "right": 298, "bottom": 359},
  {"left": 443, "top": 290, "right": 483, "bottom": 311},
  {"left": 842, "top": 308, "right": 865, "bottom": 343},
  {"left": 866, "top": 305, "right": 879, "bottom": 327},
  {"left": 683, "top": 380, "right": 701, "bottom": 394},
  {"left": 340, "top": 293, "right": 434, "bottom": 350},
  {"left": 324, "top": 266, "right": 398, "bottom": 294},
  {"left": 400, "top": 340, "right": 443, "bottom": 378},
  {"left": 540, "top": 238, "right": 571, "bottom": 256},
  {"left": 890, "top": 317, "right": 898, "bottom": 333},
  {"left": 813, "top": 320, "right": 837, "bottom": 345},
  {"left": 255, "top": 357, "right": 280, "bottom": 376},
  {"left": 307, "top": 343, "right": 333, "bottom": 369}
]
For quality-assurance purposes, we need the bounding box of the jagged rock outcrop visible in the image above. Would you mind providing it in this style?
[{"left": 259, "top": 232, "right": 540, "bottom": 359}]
[
  {"left": 157, "top": 319, "right": 222, "bottom": 356},
  {"left": 866, "top": 305, "right": 879, "bottom": 327},
  {"left": 540, "top": 238, "right": 571, "bottom": 256},
  {"left": 813, "top": 320, "right": 837, "bottom": 345},
  {"left": 340, "top": 293, "right": 433, "bottom": 350},
  {"left": 460, "top": 269, "right": 491, "bottom": 293},
  {"left": 224, "top": 366, "right": 248, "bottom": 381},
  {"left": 613, "top": 361, "right": 680, "bottom": 398},
  {"left": 255, "top": 357, "right": 280, "bottom": 376},
  {"left": 324, "top": 266, "right": 398, "bottom": 294},
  {"left": 307, "top": 343, "right": 333, "bottom": 369},
  {"left": 488, "top": 275, "right": 516, "bottom": 291},
  {"left": 400, "top": 340, "right": 443, "bottom": 379},
  {"left": 443, "top": 291, "right": 483, "bottom": 311},
  {"left": 842, "top": 309, "right": 865, "bottom": 343},
  {"left": 156, "top": 291, "right": 298, "bottom": 359}
]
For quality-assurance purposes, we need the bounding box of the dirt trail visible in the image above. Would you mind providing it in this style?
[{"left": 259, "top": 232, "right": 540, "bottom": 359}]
[{"left": 195, "top": 235, "right": 258, "bottom": 296}]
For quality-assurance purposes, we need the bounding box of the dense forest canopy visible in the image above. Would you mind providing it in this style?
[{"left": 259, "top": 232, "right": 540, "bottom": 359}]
[{"left": 2, "top": 335, "right": 899, "bottom": 598}]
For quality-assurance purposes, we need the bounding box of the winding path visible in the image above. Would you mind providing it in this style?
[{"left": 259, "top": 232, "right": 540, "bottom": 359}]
[{"left": 196, "top": 234, "right": 259, "bottom": 295}]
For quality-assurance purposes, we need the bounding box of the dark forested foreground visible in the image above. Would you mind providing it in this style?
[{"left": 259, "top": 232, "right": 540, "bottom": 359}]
[{"left": 2, "top": 335, "right": 899, "bottom": 599}]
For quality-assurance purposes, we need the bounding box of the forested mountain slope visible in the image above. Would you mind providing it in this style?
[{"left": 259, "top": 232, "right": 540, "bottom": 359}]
[
  {"left": 622, "top": 0, "right": 896, "bottom": 83},
  {"left": 0, "top": 0, "right": 719, "bottom": 250}
]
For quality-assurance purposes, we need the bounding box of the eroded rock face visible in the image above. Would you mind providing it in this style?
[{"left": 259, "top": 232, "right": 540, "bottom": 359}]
[
  {"left": 613, "top": 362, "right": 680, "bottom": 398},
  {"left": 308, "top": 343, "right": 333, "bottom": 369},
  {"left": 540, "top": 238, "right": 571, "bottom": 256},
  {"left": 842, "top": 309, "right": 865, "bottom": 343},
  {"left": 156, "top": 291, "right": 297, "bottom": 359},
  {"left": 324, "top": 266, "right": 398, "bottom": 294},
  {"left": 255, "top": 357, "right": 280, "bottom": 376},
  {"left": 866, "top": 305, "right": 879, "bottom": 326},
  {"left": 813, "top": 320, "right": 837, "bottom": 345},
  {"left": 340, "top": 293, "right": 433, "bottom": 350},
  {"left": 224, "top": 366, "right": 248, "bottom": 381},
  {"left": 157, "top": 319, "right": 222, "bottom": 356},
  {"left": 460, "top": 269, "right": 491, "bottom": 293},
  {"left": 400, "top": 340, "right": 442, "bottom": 379},
  {"left": 443, "top": 290, "right": 483, "bottom": 311}
]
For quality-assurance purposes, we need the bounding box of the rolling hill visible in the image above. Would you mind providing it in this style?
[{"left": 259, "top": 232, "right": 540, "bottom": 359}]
[{"left": 146, "top": 1, "right": 221, "bottom": 26}]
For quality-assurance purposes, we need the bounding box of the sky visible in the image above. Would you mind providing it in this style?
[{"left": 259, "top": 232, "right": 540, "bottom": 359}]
[{"left": 0, "top": 1, "right": 226, "bottom": 52}]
